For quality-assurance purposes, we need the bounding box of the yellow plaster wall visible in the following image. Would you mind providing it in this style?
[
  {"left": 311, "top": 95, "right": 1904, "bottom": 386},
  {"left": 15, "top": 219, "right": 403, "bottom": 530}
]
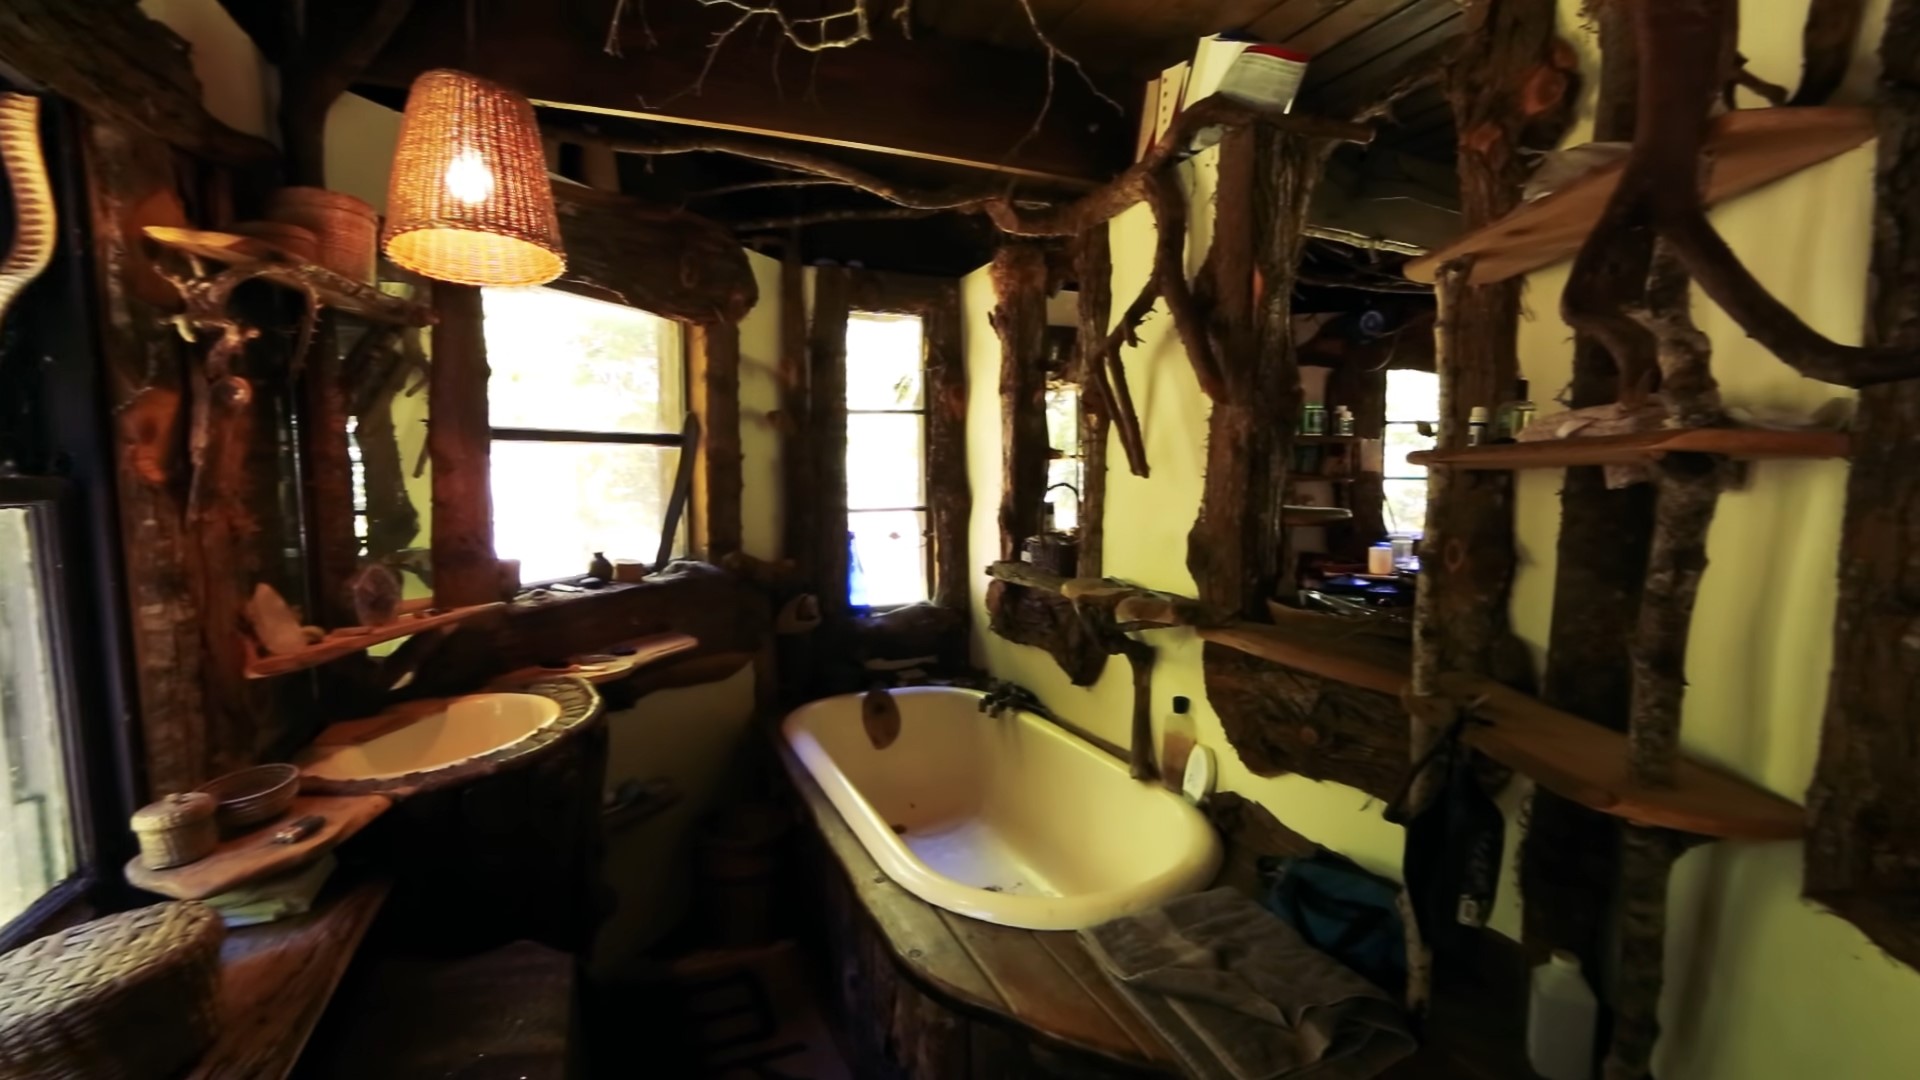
[{"left": 964, "top": 2, "right": 1920, "bottom": 1073}]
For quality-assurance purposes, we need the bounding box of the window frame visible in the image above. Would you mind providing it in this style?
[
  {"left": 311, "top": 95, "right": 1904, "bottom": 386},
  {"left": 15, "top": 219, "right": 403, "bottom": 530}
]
[
  {"left": 0, "top": 478, "right": 107, "bottom": 950},
  {"left": 1382, "top": 368, "right": 1440, "bottom": 536},
  {"left": 479, "top": 288, "right": 693, "bottom": 586},
  {"left": 845, "top": 308, "right": 934, "bottom": 609}
]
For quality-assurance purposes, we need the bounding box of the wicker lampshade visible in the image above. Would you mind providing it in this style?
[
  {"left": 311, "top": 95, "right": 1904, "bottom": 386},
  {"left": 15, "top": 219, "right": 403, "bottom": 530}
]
[{"left": 382, "top": 69, "right": 565, "bottom": 286}]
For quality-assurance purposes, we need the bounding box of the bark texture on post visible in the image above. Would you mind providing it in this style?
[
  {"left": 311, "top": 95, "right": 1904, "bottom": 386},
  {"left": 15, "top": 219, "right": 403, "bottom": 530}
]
[
  {"left": 1527, "top": 0, "right": 1653, "bottom": 969},
  {"left": 989, "top": 243, "right": 1051, "bottom": 563},
  {"left": 428, "top": 284, "right": 499, "bottom": 607},
  {"left": 1074, "top": 225, "right": 1113, "bottom": 579},
  {"left": 919, "top": 281, "right": 971, "bottom": 616},
  {"left": 809, "top": 268, "right": 852, "bottom": 626},
  {"left": 1805, "top": 0, "right": 1920, "bottom": 973},
  {"left": 691, "top": 319, "right": 744, "bottom": 558},
  {"left": 1186, "top": 128, "right": 1321, "bottom": 617},
  {"left": 1605, "top": 826, "right": 1700, "bottom": 1080},
  {"left": 777, "top": 237, "right": 812, "bottom": 572}
]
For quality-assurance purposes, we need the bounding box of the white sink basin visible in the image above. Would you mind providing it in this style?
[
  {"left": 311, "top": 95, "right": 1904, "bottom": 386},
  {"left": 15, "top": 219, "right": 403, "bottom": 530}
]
[{"left": 299, "top": 693, "right": 563, "bottom": 782}]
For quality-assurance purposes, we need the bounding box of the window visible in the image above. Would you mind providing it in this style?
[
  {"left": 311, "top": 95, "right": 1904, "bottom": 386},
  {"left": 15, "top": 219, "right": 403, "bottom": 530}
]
[
  {"left": 1383, "top": 369, "right": 1440, "bottom": 535},
  {"left": 1, "top": 492, "right": 80, "bottom": 931},
  {"left": 483, "top": 287, "right": 686, "bottom": 584},
  {"left": 845, "top": 312, "right": 929, "bottom": 608},
  {"left": 1044, "top": 382, "right": 1082, "bottom": 530}
]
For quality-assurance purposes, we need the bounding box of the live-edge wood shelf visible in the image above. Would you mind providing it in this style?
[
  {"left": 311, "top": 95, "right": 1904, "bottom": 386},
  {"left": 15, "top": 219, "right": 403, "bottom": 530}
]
[
  {"left": 143, "top": 226, "right": 432, "bottom": 326},
  {"left": 1404, "top": 107, "right": 1876, "bottom": 285},
  {"left": 188, "top": 878, "right": 391, "bottom": 1080},
  {"left": 1409, "top": 427, "right": 1850, "bottom": 470},
  {"left": 981, "top": 563, "right": 1802, "bottom": 841},
  {"left": 1199, "top": 621, "right": 1802, "bottom": 841},
  {"left": 246, "top": 602, "right": 505, "bottom": 678}
]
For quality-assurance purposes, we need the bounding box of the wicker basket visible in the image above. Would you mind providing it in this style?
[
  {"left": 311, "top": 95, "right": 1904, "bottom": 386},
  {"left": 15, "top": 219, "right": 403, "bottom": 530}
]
[
  {"left": 266, "top": 186, "right": 379, "bottom": 283},
  {"left": 0, "top": 902, "right": 224, "bottom": 1080},
  {"left": 131, "top": 792, "right": 218, "bottom": 869}
]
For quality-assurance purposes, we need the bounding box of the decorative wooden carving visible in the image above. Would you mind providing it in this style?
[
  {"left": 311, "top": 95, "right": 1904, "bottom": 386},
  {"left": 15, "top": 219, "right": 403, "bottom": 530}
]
[
  {"left": 0, "top": 0, "right": 276, "bottom": 167},
  {"left": 427, "top": 284, "right": 498, "bottom": 608},
  {"left": 1805, "top": 0, "right": 1920, "bottom": 975},
  {"left": 551, "top": 183, "right": 757, "bottom": 325}
]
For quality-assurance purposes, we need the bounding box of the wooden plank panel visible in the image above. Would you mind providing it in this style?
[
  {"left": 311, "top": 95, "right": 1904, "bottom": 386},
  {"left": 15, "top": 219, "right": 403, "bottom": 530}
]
[
  {"left": 936, "top": 911, "right": 1146, "bottom": 1065},
  {"left": 1248, "top": 0, "right": 1365, "bottom": 43},
  {"left": 1407, "top": 427, "right": 1851, "bottom": 469},
  {"left": 1405, "top": 107, "right": 1877, "bottom": 284},
  {"left": 1033, "top": 932, "right": 1183, "bottom": 1070},
  {"left": 1287, "top": 0, "right": 1435, "bottom": 59},
  {"left": 365, "top": 1, "right": 1130, "bottom": 183}
]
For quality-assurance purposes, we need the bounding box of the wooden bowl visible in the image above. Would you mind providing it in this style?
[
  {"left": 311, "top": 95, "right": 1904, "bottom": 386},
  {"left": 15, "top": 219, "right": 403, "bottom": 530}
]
[{"left": 197, "top": 764, "right": 300, "bottom": 833}]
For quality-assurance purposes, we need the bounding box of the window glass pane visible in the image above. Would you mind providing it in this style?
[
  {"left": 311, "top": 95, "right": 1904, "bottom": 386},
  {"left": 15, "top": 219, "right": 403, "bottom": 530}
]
[
  {"left": 492, "top": 441, "right": 680, "bottom": 583},
  {"left": 1046, "top": 459, "right": 1082, "bottom": 532},
  {"left": 847, "top": 413, "right": 925, "bottom": 510},
  {"left": 849, "top": 510, "right": 929, "bottom": 608},
  {"left": 846, "top": 313, "right": 925, "bottom": 411},
  {"left": 1383, "top": 423, "right": 1435, "bottom": 479},
  {"left": 1045, "top": 384, "right": 1080, "bottom": 458},
  {"left": 1386, "top": 368, "right": 1439, "bottom": 422},
  {"left": 482, "top": 287, "right": 682, "bottom": 434},
  {"left": 1383, "top": 479, "right": 1430, "bottom": 536},
  {"left": 1, "top": 506, "right": 76, "bottom": 927}
]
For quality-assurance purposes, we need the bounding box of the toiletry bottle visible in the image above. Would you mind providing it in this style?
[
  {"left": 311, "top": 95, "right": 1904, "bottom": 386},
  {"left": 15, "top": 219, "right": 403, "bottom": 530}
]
[
  {"left": 1467, "top": 406, "right": 1490, "bottom": 446},
  {"left": 1528, "top": 950, "right": 1599, "bottom": 1080},
  {"left": 1303, "top": 403, "right": 1328, "bottom": 435},
  {"left": 1337, "top": 406, "right": 1356, "bottom": 435},
  {"left": 1499, "top": 379, "right": 1537, "bottom": 439},
  {"left": 1160, "top": 696, "right": 1197, "bottom": 792},
  {"left": 1367, "top": 542, "right": 1395, "bottom": 576}
]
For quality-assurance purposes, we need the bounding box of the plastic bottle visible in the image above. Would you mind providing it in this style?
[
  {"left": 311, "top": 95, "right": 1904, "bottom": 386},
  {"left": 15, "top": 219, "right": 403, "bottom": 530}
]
[
  {"left": 1159, "top": 696, "right": 1197, "bottom": 793},
  {"left": 1528, "top": 950, "right": 1598, "bottom": 1080},
  {"left": 1467, "top": 406, "right": 1490, "bottom": 446}
]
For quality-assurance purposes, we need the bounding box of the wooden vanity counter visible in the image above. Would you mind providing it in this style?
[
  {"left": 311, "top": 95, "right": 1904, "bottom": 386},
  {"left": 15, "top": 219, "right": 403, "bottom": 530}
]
[{"left": 187, "top": 878, "right": 391, "bottom": 1080}]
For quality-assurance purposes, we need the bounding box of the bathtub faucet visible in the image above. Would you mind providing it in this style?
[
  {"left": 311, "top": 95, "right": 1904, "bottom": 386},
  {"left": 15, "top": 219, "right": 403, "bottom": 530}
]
[{"left": 978, "top": 680, "right": 1047, "bottom": 721}]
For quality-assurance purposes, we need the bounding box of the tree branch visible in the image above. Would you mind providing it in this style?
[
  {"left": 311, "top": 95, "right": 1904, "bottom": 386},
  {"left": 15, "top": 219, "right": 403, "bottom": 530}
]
[{"left": 1144, "top": 169, "right": 1226, "bottom": 401}]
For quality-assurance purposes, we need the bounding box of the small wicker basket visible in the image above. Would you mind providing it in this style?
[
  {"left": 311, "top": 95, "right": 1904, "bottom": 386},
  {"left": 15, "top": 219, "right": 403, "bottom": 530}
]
[
  {"left": 0, "top": 902, "right": 225, "bottom": 1080},
  {"left": 131, "top": 792, "right": 218, "bottom": 870},
  {"left": 266, "top": 186, "right": 379, "bottom": 283}
]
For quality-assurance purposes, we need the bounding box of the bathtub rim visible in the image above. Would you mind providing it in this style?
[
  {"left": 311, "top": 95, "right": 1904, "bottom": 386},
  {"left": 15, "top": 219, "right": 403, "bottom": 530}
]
[{"left": 781, "top": 686, "right": 1223, "bottom": 931}]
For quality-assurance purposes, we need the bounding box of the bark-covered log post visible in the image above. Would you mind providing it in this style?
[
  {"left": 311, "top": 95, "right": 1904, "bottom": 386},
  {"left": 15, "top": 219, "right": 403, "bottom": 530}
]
[
  {"left": 428, "top": 284, "right": 499, "bottom": 608},
  {"left": 1805, "top": 0, "right": 1920, "bottom": 974},
  {"left": 1074, "top": 226, "right": 1113, "bottom": 578}
]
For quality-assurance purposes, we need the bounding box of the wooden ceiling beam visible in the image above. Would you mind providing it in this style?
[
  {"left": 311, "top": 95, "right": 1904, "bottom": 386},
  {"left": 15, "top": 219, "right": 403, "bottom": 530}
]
[{"left": 358, "top": 0, "right": 1135, "bottom": 184}]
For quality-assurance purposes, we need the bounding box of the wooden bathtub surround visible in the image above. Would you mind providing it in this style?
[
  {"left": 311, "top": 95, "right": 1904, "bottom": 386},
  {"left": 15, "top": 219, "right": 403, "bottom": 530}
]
[{"left": 779, "top": 737, "right": 1182, "bottom": 1077}]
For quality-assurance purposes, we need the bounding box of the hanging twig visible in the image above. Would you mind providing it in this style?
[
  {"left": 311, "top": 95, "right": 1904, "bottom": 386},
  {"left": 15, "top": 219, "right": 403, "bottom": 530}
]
[
  {"left": 1143, "top": 169, "right": 1225, "bottom": 401},
  {"left": 1095, "top": 276, "right": 1158, "bottom": 477},
  {"left": 1001, "top": 0, "right": 1125, "bottom": 162},
  {"left": 687, "top": 177, "right": 850, "bottom": 200},
  {"left": 731, "top": 206, "right": 943, "bottom": 231}
]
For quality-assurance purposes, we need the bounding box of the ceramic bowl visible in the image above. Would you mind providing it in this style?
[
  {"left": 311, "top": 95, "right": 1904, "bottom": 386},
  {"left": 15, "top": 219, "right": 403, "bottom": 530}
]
[{"left": 197, "top": 763, "right": 300, "bottom": 832}]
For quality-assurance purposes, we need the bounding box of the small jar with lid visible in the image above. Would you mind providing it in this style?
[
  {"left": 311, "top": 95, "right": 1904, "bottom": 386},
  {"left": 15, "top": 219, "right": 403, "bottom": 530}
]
[{"left": 131, "top": 792, "right": 219, "bottom": 870}]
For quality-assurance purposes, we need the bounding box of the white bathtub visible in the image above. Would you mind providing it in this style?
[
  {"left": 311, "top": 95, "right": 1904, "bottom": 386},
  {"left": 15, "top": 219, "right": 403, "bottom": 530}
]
[{"left": 783, "top": 686, "right": 1222, "bottom": 930}]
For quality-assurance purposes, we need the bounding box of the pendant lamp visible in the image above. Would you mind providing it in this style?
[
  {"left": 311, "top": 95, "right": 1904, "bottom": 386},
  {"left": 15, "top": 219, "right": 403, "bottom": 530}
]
[{"left": 382, "top": 69, "right": 565, "bottom": 286}]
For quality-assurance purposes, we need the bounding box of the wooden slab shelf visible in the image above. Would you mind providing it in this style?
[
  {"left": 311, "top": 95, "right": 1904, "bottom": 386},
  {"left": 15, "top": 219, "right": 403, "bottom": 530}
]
[
  {"left": 188, "top": 879, "right": 391, "bottom": 1080},
  {"left": 1404, "top": 107, "right": 1876, "bottom": 285},
  {"left": 143, "top": 226, "right": 432, "bottom": 326},
  {"left": 1408, "top": 428, "right": 1851, "bottom": 469},
  {"left": 1202, "top": 620, "right": 1800, "bottom": 840},
  {"left": 246, "top": 602, "right": 505, "bottom": 678},
  {"left": 126, "top": 794, "right": 392, "bottom": 900}
]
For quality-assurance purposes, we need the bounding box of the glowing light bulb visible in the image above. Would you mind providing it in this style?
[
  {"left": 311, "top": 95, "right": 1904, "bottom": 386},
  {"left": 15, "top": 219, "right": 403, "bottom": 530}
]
[{"left": 444, "top": 148, "right": 495, "bottom": 205}]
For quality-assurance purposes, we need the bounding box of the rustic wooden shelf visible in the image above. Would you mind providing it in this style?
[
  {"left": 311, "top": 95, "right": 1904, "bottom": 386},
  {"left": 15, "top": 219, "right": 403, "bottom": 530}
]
[
  {"left": 1196, "top": 622, "right": 1801, "bottom": 840},
  {"left": 246, "top": 602, "right": 505, "bottom": 678},
  {"left": 188, "top": 879, "right": 391, "bottom": 1080},
  {"left": 1408, "top": 428, "right": 1850, "bottom": 469},
  {"left": 143, "top": 226, "right": 431, "bottom": 326},
  {"left": 1404, "top": 107, "right": 1876, "bottom": 285},
  {"left": 126, "top": 794, "right": 392, "bottom": 900}
]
